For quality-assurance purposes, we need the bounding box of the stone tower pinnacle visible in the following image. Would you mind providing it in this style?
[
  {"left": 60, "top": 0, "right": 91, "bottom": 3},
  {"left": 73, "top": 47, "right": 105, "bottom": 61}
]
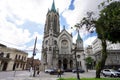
[
  {"left": 51, "top": 0, "right": 56, "bottom": 12},
  {"left": 76, "top": 31, "right": 83, "bottom": 49}
]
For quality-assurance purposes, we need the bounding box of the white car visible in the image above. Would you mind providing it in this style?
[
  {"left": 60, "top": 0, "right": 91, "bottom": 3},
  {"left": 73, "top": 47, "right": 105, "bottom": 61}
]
[
  {"left": 102, "top": 69, "right": 120, "bottom": 77},
  {"left": 45, "top": 69, "right": 54, "bottom": 73}
]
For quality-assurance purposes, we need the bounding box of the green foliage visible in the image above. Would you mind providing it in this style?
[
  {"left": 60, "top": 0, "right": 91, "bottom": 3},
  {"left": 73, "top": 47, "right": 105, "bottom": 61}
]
[
  {"left": 96, "top": 1, "right": 120, "bottom": 43},
  {"left": 57, "top": 78, "right": 120, "bottom": 80},
  {"left": 85, "top": 56, "right": 94, "bottom": 69},
  {"left": 95, "top": 61, "right": 101, "bottom": 70}
]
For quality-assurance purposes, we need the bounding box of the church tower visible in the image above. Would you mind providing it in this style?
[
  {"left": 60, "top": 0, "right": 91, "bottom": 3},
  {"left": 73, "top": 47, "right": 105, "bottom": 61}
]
[
  {"left": 44, "top": 0, "right": 60, "bottom": 38},
  {"left": 41, "top": 0, "right": 86, "bottom": 71},
  {"left": 76, "top": 32, "right": 86, "bottom": 71},
  {"left": 41, "top": 0, "right": 60, "bottom": 69},
  {"left": 76, "top": 31, "right": 83, "bottom": 50}
]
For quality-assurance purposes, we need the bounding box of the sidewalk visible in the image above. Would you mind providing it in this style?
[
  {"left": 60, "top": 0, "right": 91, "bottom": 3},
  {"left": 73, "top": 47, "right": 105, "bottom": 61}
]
[
  {"left": 0, "top": 70, "right": 96, "bottom": 80},
  {"left": 0, "top": 76, "right": 58, "bottom": 80},
  {"left": 0, "top": 71, "right": 58, "bottom": 80}
]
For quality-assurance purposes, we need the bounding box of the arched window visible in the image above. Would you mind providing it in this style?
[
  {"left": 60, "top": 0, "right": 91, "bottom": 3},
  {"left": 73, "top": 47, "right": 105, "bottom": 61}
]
[
  {"left": 54, "top": 15, "right": 57, "bottom": 32},
  {"left": 0, "top": 52, "right": 4, "bottom": 57},
  {"left": 48, "top": 15, "right": 51, "bottom": 32},
  {"left": 18, "top": 55, "right": 21, "bottom": 59},
  {"left": 22, "top": 56, "right": 24, "bottom": 60},
  {"left": 49, "top": 47, "right": 51, "bottom": 51},
  {"left": 54, "top": 40, "right": 57, "bottom": 45}
]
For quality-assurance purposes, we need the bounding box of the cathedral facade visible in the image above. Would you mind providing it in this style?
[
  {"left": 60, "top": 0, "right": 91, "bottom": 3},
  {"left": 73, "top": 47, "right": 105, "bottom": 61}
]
[{"left": 41, "top": 1, "right": 86, "bottom": 71}]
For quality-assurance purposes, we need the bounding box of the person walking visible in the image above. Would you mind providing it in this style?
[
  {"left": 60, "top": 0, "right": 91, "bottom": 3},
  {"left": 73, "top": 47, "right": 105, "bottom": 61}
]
[
  {"left": 37, "top": 70, "right": 40, "bottom": 76},
  {"left": 30, "top": 67, "right": 33, "bottom": 77},
  {"left": 57, "top": 68, "right": 61, "bottom": 78}
]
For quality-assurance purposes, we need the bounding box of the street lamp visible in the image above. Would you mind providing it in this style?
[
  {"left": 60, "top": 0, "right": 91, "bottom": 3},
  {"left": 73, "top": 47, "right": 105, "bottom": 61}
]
[
  {"left": 32, "top": 37, "right": 37, "bottom": 77},
  {"left": 72, "top": 46, "right": 80, "bottom": 80}
]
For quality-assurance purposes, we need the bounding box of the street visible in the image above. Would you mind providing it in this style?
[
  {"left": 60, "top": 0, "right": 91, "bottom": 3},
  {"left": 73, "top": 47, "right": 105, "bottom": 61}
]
[{"left": 0, "top": 70, "right": 96, "bottom": 80}]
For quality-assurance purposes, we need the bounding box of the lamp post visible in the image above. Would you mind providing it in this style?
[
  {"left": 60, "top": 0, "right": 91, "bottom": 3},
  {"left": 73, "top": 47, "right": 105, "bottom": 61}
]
[
  {"left": 32, "top": 37, "right": 37, "bottom": 77},
  {"left": 72, "top": 46, "right": 80, "bottom": 80}
]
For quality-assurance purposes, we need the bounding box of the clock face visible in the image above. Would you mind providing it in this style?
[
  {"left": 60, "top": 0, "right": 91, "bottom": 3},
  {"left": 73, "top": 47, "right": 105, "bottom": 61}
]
[{"left": 61, "top": 40, "right": 68, "bottom": 48}]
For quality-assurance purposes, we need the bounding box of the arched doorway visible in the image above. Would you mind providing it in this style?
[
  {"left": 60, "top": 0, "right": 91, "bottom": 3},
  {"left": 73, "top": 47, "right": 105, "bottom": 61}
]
[
  {"left": 13, "top": 63, "right": 16, "bottom": 71},
  {"left": 2, "top": 62, "right": 8, "bottom": 71},
  {"left": 70, "top": 60, "right": 73, "bottom": 69},
  {"left": 58, "top": 60, "right": 62, "bottom": 68},
  {"left": 63, "top": 58, "right": 68, "bottom": 70}
]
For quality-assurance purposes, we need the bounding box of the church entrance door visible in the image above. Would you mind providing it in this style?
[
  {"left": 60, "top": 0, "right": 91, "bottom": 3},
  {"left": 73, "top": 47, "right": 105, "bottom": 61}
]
[
  {"left": 58, "top": 60, "right": 62, "bottom": 68},
  {"left": 63, "top": 58, "right": 68, "bottom": 70}
]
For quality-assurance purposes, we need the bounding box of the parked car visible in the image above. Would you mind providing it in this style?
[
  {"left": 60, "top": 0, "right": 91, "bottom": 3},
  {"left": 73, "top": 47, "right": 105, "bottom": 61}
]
[
  {"left": 64, "top": 69, "right": 72, "bottom": 72},
  {"left": 72, "top": 69, "right": 85, "bottom": 73},
  {"left": 45, "top": 68, "right": 54, "bottom": 73},
  {"left": 49, "top": 69, "right": 64, "bottom": 75},
  {"left": 102, "top": 69, "right": 120, "bottom": 77},
  {"left": 117, "top": 68, "right": 120, "bottom": 72}
]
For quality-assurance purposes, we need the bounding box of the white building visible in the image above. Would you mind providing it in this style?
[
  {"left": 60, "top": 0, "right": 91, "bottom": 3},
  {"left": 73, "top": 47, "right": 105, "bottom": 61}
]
[
  {"left": 0, "top": 44, "right": 28, "bottom": 71},
  {"left": 92, "top": 38, "right": 120, "bottom": 68}
]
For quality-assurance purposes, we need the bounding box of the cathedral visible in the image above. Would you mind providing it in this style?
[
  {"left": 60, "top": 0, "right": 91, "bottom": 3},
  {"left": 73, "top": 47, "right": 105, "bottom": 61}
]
[{"left": 41, "top": 0, "right": 86, "bottom": 71}]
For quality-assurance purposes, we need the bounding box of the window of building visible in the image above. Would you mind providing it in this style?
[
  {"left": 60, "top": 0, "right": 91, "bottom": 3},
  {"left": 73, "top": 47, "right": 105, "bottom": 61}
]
[
  {"left": 21, "top": 56, "right": 23, "bottom": 60},
  {"left": 54, "top": 40, "right": 57, "bottom": 45},
  {"left": 45, "top": 40, "right": 48, "bottom": 45},
  {"left": 17, "top": 63, "right": 19, "bottom": 68},
  {"left": 15, "top": 54, "right": 18, "bottom": 59},
  {"left": 77, "top": 55, "right": 80, "bottom": 58},
  {"left": 0, "top": 52, "right": 4, "bottom": 57},
  {"left": 18, "top": 55, "right": 21, "bottom": 59},
  {"left": 20, "top": 63, "right": 22, "bottom": 68},
  {"left": 6, "top": 53, "right": 10, "bottom": 58},
  {"left": 24, "top": 56, "right": 26, "bottom": 60}
]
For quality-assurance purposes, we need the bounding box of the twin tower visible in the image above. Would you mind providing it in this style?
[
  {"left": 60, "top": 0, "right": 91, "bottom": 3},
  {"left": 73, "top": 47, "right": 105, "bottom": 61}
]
[{"left": 41, "top": 0, "right": 86, "bottom": 71}]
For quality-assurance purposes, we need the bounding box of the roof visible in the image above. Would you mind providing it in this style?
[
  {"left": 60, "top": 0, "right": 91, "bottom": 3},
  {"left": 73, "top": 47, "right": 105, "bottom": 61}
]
[
  {"left": 77, "top": 32, "right": 82, "bottom": 41},
  {"left": 51, "top": 0, "right": 56, "bottom": 12}
]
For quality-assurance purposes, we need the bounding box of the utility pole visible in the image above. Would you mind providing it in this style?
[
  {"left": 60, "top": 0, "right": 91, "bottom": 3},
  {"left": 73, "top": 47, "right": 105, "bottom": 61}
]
[
  {"left": 32, "top": 37, "right": 37, "bottom": 77},
  {"left": 74, "top": 47, "right": 80, "bottom": 80},
  {"left": 72, "top": 46, "right": 80, "bottom": 80}
]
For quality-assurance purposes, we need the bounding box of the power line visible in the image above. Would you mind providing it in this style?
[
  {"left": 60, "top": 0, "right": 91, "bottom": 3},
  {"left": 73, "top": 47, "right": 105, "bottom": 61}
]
[
  {"left": 0, "top": 39, "right": 41, "bottom": 53},
  {"left": 0, "top": 39, "right": 23, "bottom": 47}
]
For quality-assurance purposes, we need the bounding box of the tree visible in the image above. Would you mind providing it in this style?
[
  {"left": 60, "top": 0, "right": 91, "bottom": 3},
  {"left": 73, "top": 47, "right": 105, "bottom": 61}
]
[
  {"left": 94, "top": 1, "right": 120, "bottom": 78},
  {"left": 75, "top": 1, "right": 120, "bottom": 78},
  {"left": 85, "top": 57, "right": 94, "bottom": 70}
]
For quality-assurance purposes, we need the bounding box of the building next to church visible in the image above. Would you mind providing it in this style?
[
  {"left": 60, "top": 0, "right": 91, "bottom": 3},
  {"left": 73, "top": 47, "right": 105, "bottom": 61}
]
[
  {"left": 26, "top": 57, "right": 41, "bottom": 71},
  {"left": 92, "top": 38, "right": 120, "bottom": 68},
  {"left": 0, "top": 43, "right": 28, "bottom": 71},
  {"left": 41, "top": 0, "right": 86, "bottom": 71}
]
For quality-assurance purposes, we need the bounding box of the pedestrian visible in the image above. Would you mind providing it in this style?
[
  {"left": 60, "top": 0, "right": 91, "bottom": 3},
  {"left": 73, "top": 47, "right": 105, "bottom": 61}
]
[
  {"left": 57, "top": 68, "right": 61, "bottom": 78},
  {"left": 37, "top": 70, "right": 40, "bottom": 75},
  {"left": 30, "top": 67, "right": 33, "bottom": 77}
]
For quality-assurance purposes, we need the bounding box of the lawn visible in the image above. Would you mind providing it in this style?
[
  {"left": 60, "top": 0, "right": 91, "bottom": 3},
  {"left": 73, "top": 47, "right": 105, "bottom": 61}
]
[{"left": 57, "top": 78, "right": 120, "bottom": 80}]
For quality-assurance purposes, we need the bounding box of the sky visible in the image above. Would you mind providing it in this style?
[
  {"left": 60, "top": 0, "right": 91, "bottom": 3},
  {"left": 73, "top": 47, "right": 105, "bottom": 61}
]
[{"left": 0, "top": 0, "right": 107, "bottom": 60}]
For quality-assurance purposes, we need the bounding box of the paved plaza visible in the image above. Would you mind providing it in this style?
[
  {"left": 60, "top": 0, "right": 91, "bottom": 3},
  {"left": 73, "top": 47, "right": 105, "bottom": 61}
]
[{"left": 0, "top": 70, "right": 96, "bottom": 80}]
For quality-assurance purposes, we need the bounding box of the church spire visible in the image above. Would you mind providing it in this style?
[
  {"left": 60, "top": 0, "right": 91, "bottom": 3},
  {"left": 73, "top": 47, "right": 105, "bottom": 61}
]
[
  {"left": 51, "top": 0, "right": 56, "bottom": 12},
  {"left": 77, "top": 31, "right": 82, "bottom": 41}
]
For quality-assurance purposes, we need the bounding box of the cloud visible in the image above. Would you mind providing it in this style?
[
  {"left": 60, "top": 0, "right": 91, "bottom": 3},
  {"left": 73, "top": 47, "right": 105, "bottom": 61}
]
[
  {"left": 0, "top": 0, "right": 108, "bottom": 59},
  {"left": 84, "top": 36, "right": 97, "bottom": 47}
]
